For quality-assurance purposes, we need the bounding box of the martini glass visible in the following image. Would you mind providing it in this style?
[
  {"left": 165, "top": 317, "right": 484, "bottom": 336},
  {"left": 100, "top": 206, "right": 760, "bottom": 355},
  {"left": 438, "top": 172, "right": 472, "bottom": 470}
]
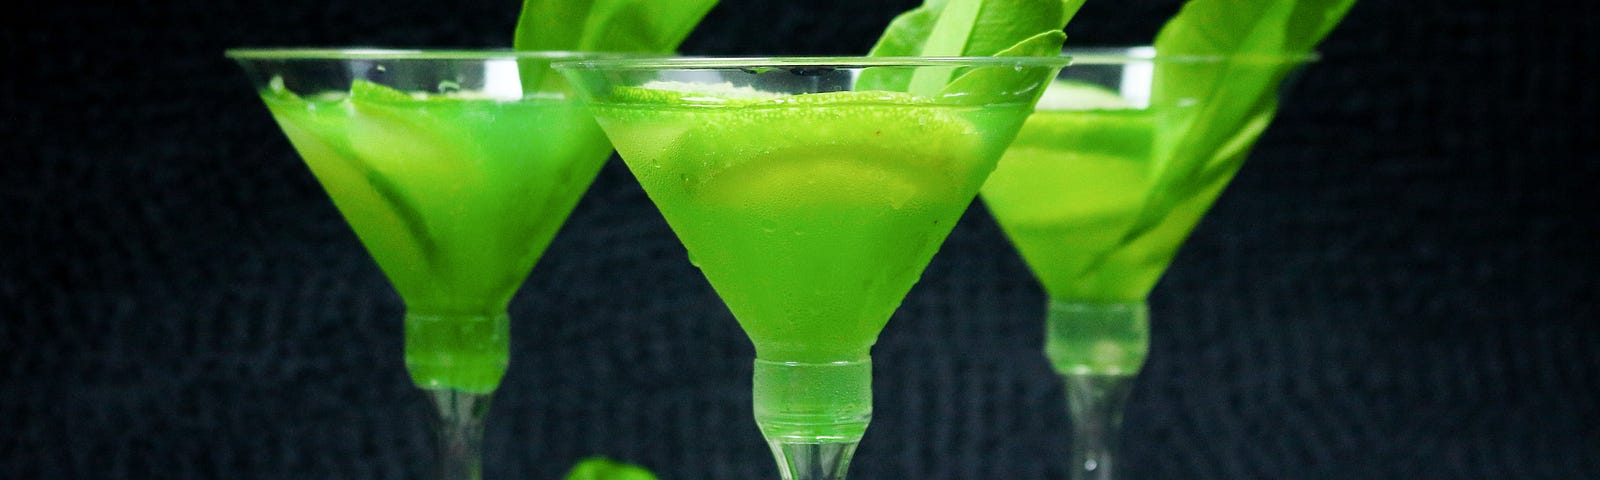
[
  {"left": 979, "top": 46, "right": 1316, "bottom": 480},
  {"left": 227, "top": 49, "right": 617, "bottom": 480},
  {"left": 554, "top": 56, "right": 1066, "bottom": 480}
]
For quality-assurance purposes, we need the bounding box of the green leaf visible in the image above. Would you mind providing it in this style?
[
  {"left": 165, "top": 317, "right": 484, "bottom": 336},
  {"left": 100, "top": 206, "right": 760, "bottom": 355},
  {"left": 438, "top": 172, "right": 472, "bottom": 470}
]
[
  {"left": 511, "top": 0, "right": 715, "bottom": 96},
  {"left": 865, "top": 1, "right": 942, "bottom": 58},
  {"left": 1153, "top": 0, "right": 1357, "bottom": 56},
  {"left": 937, "top": 30, "right": 1067, "bottom": 104},
  {"left": 1147, "top": 0, "right": 1357, "bottom": 173},
  {"left": 869, "top": 0, "right": 1060, "bottom": 57},
  {"left": 862, "top": 0, "right": 1070, "bottom": 95},
  {"left": 1148, "top": 0, "right": 1357, "bottom": 143},
  {"left": 513, "top": 0, "right": 718, "bottom": 53},
  {"left": 563, "top": 457, "right": 659, "bottom": 480},
  {"left": 1059, "top": 0, "right": 1088, "bottom": 27},
  {"left": 1114, "top": 0, "right": 1357, "bottom": 248}
]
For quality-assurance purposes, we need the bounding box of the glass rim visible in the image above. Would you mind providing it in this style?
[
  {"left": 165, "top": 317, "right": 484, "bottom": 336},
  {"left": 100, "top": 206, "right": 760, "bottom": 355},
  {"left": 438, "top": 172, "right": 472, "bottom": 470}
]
[
  {"left": 551, "top": 55, "right": 1072, "bottom": 71},
  {"left": 1062, "top": 45, "right": 1321, "bottom": 64},
  {"left": 223, "top": 48, "right": 632, "bottom": 61}
]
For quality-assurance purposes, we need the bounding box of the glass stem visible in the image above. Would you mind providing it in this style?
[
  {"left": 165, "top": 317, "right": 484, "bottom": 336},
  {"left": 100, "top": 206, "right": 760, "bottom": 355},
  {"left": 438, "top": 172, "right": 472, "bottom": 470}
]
[
  {"left": 1062, "top": 373, "right": 1134, "bottom": 480},
  {"left": 427, "top": 388, "right": 492, "bottom": 480},
  {"left": 405, "top": 312, "right": 511, "bottom": 393},
  {"left": 767, "top": 439, "right": 859, "bottom": 480},
  {"left": 1045, "top": 299, "right": 1148, "bottom": 480},
  {"left": 752, "top": 358, "right": 872, "bottom": 480}
]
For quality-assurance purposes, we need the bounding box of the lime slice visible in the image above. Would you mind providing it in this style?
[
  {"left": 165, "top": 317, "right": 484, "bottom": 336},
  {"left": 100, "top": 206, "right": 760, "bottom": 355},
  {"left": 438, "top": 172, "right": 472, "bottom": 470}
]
[
  {"left": 1035, "top": 80, "right": 1130, "bottom": 111},
  {"left": 612, "top": 81, "right": 780, "bottom": 104},
  {"left": 699, "top": 152, "right": 945, "bottom": 210},
  {"left": 657, "top": 91, "right": 979, "bottom": 206},
  {"left": 345, "top": 81, "right": 486, "bottom": 199},
  {"left": 985, "top": 148, "right": 1148, "bottom": 225},
  {"left": 349, "top": 78, "right": 418, "bottom": 102}
]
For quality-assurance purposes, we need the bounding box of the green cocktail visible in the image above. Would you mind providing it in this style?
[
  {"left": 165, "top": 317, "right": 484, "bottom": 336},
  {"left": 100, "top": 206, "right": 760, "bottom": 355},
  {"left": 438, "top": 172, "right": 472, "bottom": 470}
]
[
  {"left": 981, "top": 80, "right": 1165, "bottom": 376},
  {"left": 556, "top": 57, "right": 1065, "bottom": 480},
  {"left": 229, "top": 50, "right": 614, "bottom": 479},
  {"left": 260, "top": 77, "right": 610, "bottom": 391},
  {"left": 602, "top": 90, "right": 1022, "bottom": 361},
  {"left": 985, "top": 104, "right": 1163, "bottom": 302},
  {"left": 605, "top": 90, "right": 1023, "bottom": 440},
  {"left": 980, "top": 47, "right": 1318, "bottom": 480},
  {"left": 984, "top": 3, "right": 1357, "bottom": 477}
]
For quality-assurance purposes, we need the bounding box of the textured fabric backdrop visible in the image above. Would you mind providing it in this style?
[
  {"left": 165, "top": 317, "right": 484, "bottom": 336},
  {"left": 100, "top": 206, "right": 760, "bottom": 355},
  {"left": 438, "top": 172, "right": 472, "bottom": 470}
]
[{"left": 4, "top": 0, "right": 1597, "bottom": 479}]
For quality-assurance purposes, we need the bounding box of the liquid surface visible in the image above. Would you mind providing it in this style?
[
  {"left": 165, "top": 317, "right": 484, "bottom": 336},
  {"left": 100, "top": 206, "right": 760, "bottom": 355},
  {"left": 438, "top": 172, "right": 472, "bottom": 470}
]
[{"left": 263, "top": 81, "right": 612, "bottom": 391}]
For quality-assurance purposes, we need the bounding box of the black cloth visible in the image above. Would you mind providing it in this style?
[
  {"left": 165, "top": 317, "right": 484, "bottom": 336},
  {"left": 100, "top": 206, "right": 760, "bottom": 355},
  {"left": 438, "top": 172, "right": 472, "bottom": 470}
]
[{"left": 4, "top": 0, "right": 1596, "bottom": 479}]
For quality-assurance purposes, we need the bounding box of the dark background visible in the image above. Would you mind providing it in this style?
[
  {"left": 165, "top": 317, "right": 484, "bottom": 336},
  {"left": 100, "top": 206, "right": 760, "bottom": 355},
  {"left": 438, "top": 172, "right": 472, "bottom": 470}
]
[{"left": 5, "top": 0, "right": 1597, "bottom": 479}]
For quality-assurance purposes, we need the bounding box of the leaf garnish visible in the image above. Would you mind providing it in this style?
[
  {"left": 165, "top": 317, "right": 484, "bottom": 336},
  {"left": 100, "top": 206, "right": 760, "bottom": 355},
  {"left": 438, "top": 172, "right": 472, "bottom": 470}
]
[
  {"left": 1110, "top": 0, "right": 1358, "bottom": 253},
  {"left": 513, "top": 0, "right": 717, "bottom": 53},
  {"left": 511, "top": 0, "right": 719, "bottom": 94},
  {"left": 863, "top": 0, "right": 1072, "bottom": 95}
]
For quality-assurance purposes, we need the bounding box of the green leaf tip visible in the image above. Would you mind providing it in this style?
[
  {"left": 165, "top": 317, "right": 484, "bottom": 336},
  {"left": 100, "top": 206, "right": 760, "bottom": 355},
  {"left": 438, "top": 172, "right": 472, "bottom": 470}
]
[
  {"left": 513, "top": 0, "right": 719, "bottom": 53},
  {"left": 1103, "top": 0, "right": 1360, "bottom": 269},
  {"left": 865, "top": 0, "right": 1074, "bottom": 95},
  {"left": 936, "top": 30, "right": 1066, "bottom": 103},
  {"left": 1154, "top": 0, "right": 1359, "bottom": 56},
  {"left": 1059, "top": 0, "right": 1088, "bottom": 27},
  {"left": 869, "top": 0, "right": 1070, "bottom": 58}
]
